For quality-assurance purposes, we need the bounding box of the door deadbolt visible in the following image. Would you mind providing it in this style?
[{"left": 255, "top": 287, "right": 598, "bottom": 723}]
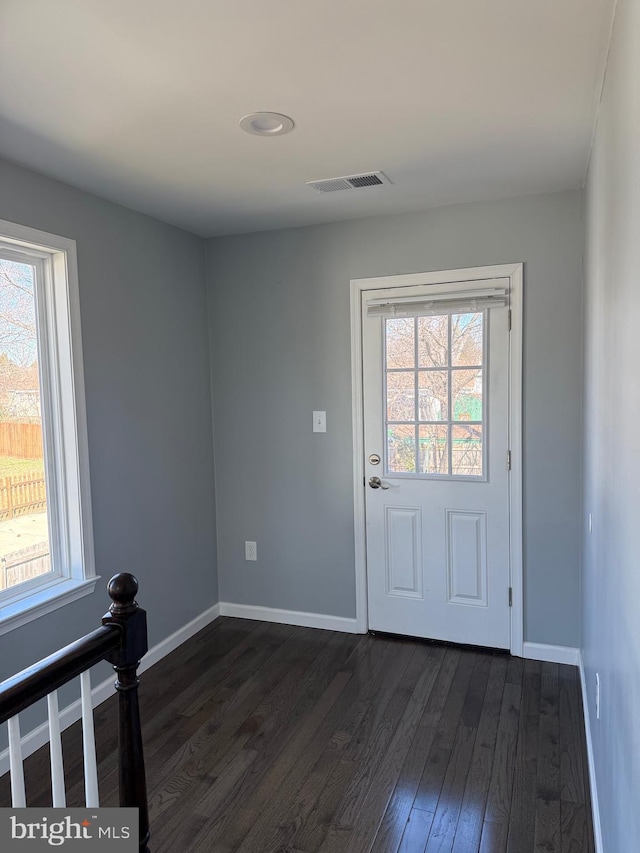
[{"left": 368, "top": 453, "right": 381, "bottom": 465}]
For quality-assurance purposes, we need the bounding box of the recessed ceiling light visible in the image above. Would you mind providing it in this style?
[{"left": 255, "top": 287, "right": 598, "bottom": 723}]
[{"left": 239, "top": 112, "right": 294, "bottom": 136}]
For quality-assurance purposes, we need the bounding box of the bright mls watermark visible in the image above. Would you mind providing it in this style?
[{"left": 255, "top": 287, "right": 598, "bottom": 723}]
[{"left": 0, "top": 809, "right": 138, "bottom": 850}]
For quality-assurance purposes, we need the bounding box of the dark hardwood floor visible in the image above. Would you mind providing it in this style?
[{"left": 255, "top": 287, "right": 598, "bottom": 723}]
[{"left": 0, "top": 618, "right": 595, "bottom": 852}]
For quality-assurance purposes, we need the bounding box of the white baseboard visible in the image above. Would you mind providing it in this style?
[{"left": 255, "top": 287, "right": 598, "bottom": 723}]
[
  {"left": 0, "top": 602, "right": 221, "bottom": 777},
  {"left": 578, "top": 651, "right": 604, "bottom": 853},
  {"left": 522, "top": 641, "right": 580, "bottom": 666},
  {"left": 219, "top": 601, "right": 359, "bottom": 634}
]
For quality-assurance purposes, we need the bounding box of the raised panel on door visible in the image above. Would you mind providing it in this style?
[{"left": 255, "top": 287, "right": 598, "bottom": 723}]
[
  {"left": 446, "top": 509, "right": 488, "bottom": 607},
  {"left": 385, "top": 506, "right": 423, "bottom": 599}
]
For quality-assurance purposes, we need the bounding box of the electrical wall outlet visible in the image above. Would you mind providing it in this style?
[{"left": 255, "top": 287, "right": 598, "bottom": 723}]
[
  {"left": 245, "top": 541, "right": 257, "bottom": 561},
  {"left": 595, "top": 672, "right": 600, "bottom": 720}
]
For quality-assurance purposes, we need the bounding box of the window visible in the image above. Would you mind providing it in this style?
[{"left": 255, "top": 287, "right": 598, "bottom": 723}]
[
  {"left": 384, "top": 311, "right": 486, "bottom": 478},
  {"left": 0, "top": 220, "right": 96, "bottom": 635}
]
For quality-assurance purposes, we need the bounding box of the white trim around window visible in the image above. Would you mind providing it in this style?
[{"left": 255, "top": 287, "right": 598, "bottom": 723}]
[{"left": 0, "top": 219, "right": 97, "bottom": 635}]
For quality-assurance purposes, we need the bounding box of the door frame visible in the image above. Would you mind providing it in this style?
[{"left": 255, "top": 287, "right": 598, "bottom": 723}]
[{"left": 350, "top": 263, "right": 524, "bottom": 656}]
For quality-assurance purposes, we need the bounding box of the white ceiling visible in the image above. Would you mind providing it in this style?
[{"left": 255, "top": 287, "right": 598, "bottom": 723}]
[{"left": 0, "top": 0, "right": 614, "bottom": 237}]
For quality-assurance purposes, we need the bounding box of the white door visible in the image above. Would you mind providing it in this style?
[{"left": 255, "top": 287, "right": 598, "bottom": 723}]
[{"left": 363, "top": 279, "right": 511, "bottom": 649}]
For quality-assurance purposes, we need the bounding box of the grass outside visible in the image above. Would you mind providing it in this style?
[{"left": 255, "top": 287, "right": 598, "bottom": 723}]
[{"left": 0, "top": 455, "right": 45, "bottom": 478}]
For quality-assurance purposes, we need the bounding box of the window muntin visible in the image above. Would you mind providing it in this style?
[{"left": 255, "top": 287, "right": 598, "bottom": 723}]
[{"left": 384, "top": 312, "right": 486, "bottom": 479}]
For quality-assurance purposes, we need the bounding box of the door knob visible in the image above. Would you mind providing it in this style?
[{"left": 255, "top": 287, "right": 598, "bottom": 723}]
[{"left": 369, "top": 476, "right": 390, "bottom": 490}]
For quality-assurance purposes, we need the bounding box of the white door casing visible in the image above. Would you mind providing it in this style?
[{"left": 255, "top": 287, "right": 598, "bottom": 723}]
[{"left": 350, "top": 264, "right": 523, "bottom": 655}]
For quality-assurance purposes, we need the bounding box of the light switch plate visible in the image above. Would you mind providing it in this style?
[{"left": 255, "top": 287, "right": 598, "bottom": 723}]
[{"left": 313, "top": 411, "right": 326, "bottom": 433}]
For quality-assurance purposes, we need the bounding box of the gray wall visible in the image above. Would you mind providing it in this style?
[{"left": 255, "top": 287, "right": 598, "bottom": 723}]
[
  {"left": 583, "top": 0, "right": 640, "bottom": 849},
  {"left": 0, "top": 157, "right": 218, "bottom": 737},
  {"left": 207, "top": 189, "right": 584, "bottom": 646}
]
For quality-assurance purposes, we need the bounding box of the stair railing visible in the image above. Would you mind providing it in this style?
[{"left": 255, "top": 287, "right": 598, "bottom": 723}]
[{"left": 0, "top": 573, "right": 150, "bottom": 852}]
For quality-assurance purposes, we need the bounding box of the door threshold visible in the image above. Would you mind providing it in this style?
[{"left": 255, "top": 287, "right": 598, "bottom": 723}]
[{"left": 367, "top": 629, "right": 510, "bottom": 656}]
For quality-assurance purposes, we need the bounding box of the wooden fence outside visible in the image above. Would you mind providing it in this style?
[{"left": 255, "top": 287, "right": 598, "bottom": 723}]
[
  {"left": 0, "top": 542, "right": 51, "bottom": 591},
  {"left": 0, "top": 472, "right": 47, "bottom": 520},
  {"left": 0, "top": 422, "right": 44, "bottom": 459}
]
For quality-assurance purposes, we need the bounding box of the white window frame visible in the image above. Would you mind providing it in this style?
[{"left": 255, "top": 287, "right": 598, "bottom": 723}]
[{"left": 0, "top": 219, "right": 97, "bottom": 635}]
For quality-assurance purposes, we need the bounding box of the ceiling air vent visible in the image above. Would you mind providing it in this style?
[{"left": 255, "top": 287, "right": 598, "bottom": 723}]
[{"left": 307, "top": 171, "right": 391, "bottom": 193}]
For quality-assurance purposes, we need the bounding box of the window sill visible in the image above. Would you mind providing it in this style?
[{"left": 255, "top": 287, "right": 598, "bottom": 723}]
[{"left": 0, "top": 576, "right": 100, "bottom": 637}]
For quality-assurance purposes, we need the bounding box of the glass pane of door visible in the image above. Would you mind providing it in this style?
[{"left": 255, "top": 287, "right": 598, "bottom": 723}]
[{"left": 384, "top": 311, "right": 485, "bottom": 478}]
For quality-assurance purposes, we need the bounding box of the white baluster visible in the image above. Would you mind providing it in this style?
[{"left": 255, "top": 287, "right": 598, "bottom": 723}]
[
  {"left": 47, "top": 691, "right": 66, "bottom": 807},
  {"left": 7, "top": 715, "right": 26, "bottom": 807},
  {"left": 80, "top": 670, "right": 99, "bottom": 807}
]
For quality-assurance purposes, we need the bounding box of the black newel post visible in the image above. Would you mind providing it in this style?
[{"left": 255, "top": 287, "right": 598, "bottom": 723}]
[{"left": 103, "top": 573, "right": 150, "bottom": 852}]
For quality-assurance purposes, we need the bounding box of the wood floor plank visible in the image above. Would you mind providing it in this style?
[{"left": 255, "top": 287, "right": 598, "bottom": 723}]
[
  {"left": 70, "top": 621, "right": 296, "bottom": 810},
  {"left": 214, "top": 637, "right": 403, "bottom": 853},
  {"left": 0, "top": 621, "right": 595, "bottom": 853},
  {"left": 345, "top": 646, "right": 446, "bottom": 853},
  {"left": 330, "top": 643, "right": 427, "bottom": 832},
  {"left": 424, "top": 724, "right": 479, "bottom": 852},
  {"left": 399, "top": 808, "right": 434, "bottom": 853},
  {"left": 483, "top": 680, "right": 522, "bottom": 825},
  {"left": 176, "top": 621, "right": 292, "bottom": 717},
  {"left": 203, "top": 668, "right": 352, "bottom": 853},
  {"left": 413, "top": 649, "right": 477, "bottom": 813},
  {"left": 562, "top": 670, "right": 594, "bottom": 853},
  {"left": 222, "top": 636, "right": 403, "bottom": 853},
  {"left": 559, "top": 665, "right": 586, "bottom": 805},
  {"left": 506, "top": 659, "right": 542, "bottom": 853},
  {"left": 290, "top": 640, "right": 419, "bottom": 853},
  {"left": 576, "top": 685, "right": 596, "bottom": 853},
  {"left": 451, "top": 655, "right": 508, "bottom": 852},
  {"left": 149, "top": 634, "right": 324, "bottom": 833},
  {"left": 148, "top": 625, "right": 321, "bottom": 832},
  {"left": 479, "top": 819, "right": 509, "bottom": 853},
  {"left": 560, "top": 801, "right": 591, "bottom": 853},
  {"left": 505, "top": 655, "right": 524, "bottom": 686},
  {"left": 533, "top": 662, "right": 561, "bottom": 853},
  {"left": 369, "top": 646, "right": 455, "bottom": 853},
  {"left": 111, "top": 623, "right": 296, "bottom": 803},
  {"left": 423, "top": 653, "right": 494, "bottom": 851},
  {"left": 235, "top": 641, "right": 421, "bottom": 853},
  {"left": 157, "top": 632, "right": 357, "bottom": 849}
]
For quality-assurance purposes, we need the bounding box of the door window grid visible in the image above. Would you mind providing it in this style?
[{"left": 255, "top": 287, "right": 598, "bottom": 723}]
[{"left": 384, "top": 312, "right": 486, "bottom": 478}]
